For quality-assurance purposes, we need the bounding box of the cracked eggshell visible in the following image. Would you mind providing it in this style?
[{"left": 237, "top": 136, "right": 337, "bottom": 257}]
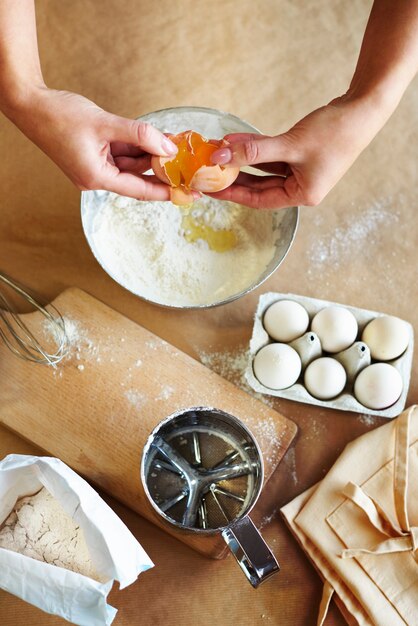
[
  {"left": 263, "top": 299, "right": 309, "bottom": 342},
  {"left": 151, "top": 131, "right": 240, "bottom": 198},
  {"left": 169, "top": 187, "right": 196, "bottom": 205},
  {"left": 354, "top": 363, "right": 403, "bottom": 409},
  {"left": 304, "top": 357, "right": 347, "bottom": 400},
  {"left": 362, "top": 315, "right": 410, "bottom": 361},
  {"left": 253, "top": 343, "right": 301, "bottom": 390},
  {"left": 311, "top": 306, "right": 358, "bottom": 353},
  {"left": 151, "top": 155, "right": 171, "bottom": 186},
  {"left": 189, "top": 164, "right": 239, "bottom": 193}
]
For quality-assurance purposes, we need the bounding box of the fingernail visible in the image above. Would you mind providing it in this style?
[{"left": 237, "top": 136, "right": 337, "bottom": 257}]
[
  {"left": 211, "top": 148, "right": 232, "bottom": 165},
  {"left": 162, "top": 137, "right": 178, "bottom": 155}
]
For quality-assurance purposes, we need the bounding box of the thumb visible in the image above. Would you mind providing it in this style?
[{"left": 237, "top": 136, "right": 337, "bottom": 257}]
[
  {"left": 106, "top": 114, "right": 177, "bottom": 156},
  {"left": 211, "top": 133, "right": 289, "bottom": 167}
]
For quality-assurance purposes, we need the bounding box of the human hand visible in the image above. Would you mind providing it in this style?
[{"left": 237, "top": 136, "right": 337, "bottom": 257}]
[
  {"left": 10, "top": 87, "right": 178, "bottom": 200},
  {"left": 210, "top": 96, "right": 383, "bottom": 209}
]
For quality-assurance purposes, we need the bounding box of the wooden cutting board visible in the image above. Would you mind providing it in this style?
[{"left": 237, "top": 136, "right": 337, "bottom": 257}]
[{"left": 0, "top": 288, "right": 297, "bottom": 558}]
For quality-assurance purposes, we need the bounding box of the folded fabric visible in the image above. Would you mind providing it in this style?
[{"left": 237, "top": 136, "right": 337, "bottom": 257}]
[{"left": 281, "top": 405, "right": 418, "bottom": 626}]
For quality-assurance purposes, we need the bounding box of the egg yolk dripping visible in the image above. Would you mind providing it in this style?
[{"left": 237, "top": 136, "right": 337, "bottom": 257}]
[
  {"left": 181, "top": 208, "right": 237, "bottom": 253},
  {"left": 156, "top": 131, "right": 238, "bottom": 253},
  {"left": 164, "top": 131, "right": 219, "bottom": 188}
]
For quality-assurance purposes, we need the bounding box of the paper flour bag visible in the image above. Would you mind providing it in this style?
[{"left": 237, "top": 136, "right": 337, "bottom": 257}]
[{"left": 0, "top": 454, "right": 153, "bottom": 625}]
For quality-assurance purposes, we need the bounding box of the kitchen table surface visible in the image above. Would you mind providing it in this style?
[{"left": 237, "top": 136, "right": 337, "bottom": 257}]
[{"left": 0, "top": 1, "right": 417, "bottom": 625}]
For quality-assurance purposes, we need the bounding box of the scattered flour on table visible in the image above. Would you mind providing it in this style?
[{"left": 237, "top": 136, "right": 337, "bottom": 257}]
[
  {"left": 259, "top": 506, "right": 279, "bottom": 530},
  {"left": 198, "top": 347, "right": 274, "bottom": 407},
  {"left": 307, "top": 198, "right": 400, "bottom": 272},
  {"left": 90, "top": 193, "right": 281, "bottom": 307},
  {"left": 303, "top": 417, "right": 326, "bottom": 441},
  {"left": 0, "top": 487, "right": 104, "bottom": 582},
  {"left": 356, "top": 413, "right": 380, "bottom": 427}
]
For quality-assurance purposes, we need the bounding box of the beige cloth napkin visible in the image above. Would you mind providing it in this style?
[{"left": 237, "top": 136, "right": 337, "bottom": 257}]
[{"left": 281, "top": 405, "right": 418, "bottom": 626}]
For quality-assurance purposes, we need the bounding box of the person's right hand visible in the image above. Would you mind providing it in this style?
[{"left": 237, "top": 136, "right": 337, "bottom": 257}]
[
  {"left": 9, "top": 87, "right": 178, "bottom": 200},
  {"left": 209, "top": 95, "right": 385, "bottom": 210}
]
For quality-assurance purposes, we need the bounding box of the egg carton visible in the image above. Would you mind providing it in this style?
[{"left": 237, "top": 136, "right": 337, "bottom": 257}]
[{"left": 245, "top": 292, "right": 414, "bottom": 418}]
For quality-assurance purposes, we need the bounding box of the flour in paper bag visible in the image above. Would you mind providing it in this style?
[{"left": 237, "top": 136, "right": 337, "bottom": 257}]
[{"left": 0, "top": 487, "right": 104, "bottom": 582}]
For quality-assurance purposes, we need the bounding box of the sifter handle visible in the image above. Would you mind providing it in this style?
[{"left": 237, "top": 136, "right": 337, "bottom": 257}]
[{"left": 222, "top": 516, "right": 280, "bottom": 588}]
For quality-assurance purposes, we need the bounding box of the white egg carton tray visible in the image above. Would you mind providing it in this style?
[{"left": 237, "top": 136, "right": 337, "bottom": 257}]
[{"left": 245, "top": 292, "right": 414, "bottom": 418}]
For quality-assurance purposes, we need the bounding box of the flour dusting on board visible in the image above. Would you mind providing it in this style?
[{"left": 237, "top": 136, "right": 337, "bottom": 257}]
[
  {"left": 157, "top": 385, "right": 175, "bottom": 400},
  {"left": 44, "top": 317, "right": 99, "bottom": 373},
  {"left": 250, "top": 416, "right": 285, "bottom": 466},
  {"left": 125, "top": 389, "right": 148, "bottom": 408}
]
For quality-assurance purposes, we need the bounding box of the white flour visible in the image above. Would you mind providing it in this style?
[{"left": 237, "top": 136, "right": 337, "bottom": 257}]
[
  {"left": 85, "top": 107, "right": 281, "bottom": 307},
  {"left": 307, "top": 198, "right": 400, "bottom": 271},
  {"left": 43, "top": 317, "right": 99, "bottom": 375},
  {"left": 91, "top": 194, "right": 280, "bottom": 306},
  {"left": 0, "top": 487, "right": 103, "bottom": 582}
]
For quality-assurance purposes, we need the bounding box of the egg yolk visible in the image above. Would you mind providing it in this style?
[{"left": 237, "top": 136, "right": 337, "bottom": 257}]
[
  {"left": 163, "top": 131, "right": 219, "bottom": 188},
  {"left": 159, "top": 132, "right": 238, "bottom": 253},
  {"left": 181, "top": 211, "right": 237, "bottom": 253}
]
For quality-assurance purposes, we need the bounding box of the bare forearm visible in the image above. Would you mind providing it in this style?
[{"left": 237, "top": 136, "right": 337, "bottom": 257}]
[
  {"left": 348, "top": 0, "right": 418, "bottom": 114},
  {"left": 0, "top": 0, "right": 45, "bottom": 117}
]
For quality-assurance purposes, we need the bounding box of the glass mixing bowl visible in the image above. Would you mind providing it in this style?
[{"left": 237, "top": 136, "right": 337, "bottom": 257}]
[{"left": 81, "top": 106, "right": 298, "bottom": 309}]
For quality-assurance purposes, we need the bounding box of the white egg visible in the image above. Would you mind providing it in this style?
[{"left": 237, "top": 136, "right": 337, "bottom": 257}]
[
  {"left": 304, "top": 357, "right": 346, "bottom": 400},
  {"left": 361, "top": 315, "right": 410, "bottom": 361},
  {"left": 354, "top": 363, "right": 403, "bottom": 410},
  {"left": 253, "top": 343, "right": 301, "bottom": 390},
  {"left": 311, "top": 306, "right": 358, "bottom": 353},
  {"left": 263, "top": 300, "right": 309, "bottom": 342}
]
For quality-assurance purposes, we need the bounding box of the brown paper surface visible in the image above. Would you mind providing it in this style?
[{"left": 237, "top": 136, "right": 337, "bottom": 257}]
[{"left": 0, "top": 1, "right": 417, "bottom": 625}]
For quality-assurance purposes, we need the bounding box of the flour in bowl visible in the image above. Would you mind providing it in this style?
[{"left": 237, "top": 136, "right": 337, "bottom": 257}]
[{"left": 90, "top": 193, "right": 282, "bottom": 307}]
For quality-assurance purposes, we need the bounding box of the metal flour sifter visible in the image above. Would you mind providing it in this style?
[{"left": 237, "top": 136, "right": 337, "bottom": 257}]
[{"left": 141, "top": 406, "right": 280, "bottom": 587}]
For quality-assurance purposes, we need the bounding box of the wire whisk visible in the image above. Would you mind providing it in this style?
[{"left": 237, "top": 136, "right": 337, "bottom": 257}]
[{"left": 0, "top": 272, "right": 68, "bottom": 366}]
